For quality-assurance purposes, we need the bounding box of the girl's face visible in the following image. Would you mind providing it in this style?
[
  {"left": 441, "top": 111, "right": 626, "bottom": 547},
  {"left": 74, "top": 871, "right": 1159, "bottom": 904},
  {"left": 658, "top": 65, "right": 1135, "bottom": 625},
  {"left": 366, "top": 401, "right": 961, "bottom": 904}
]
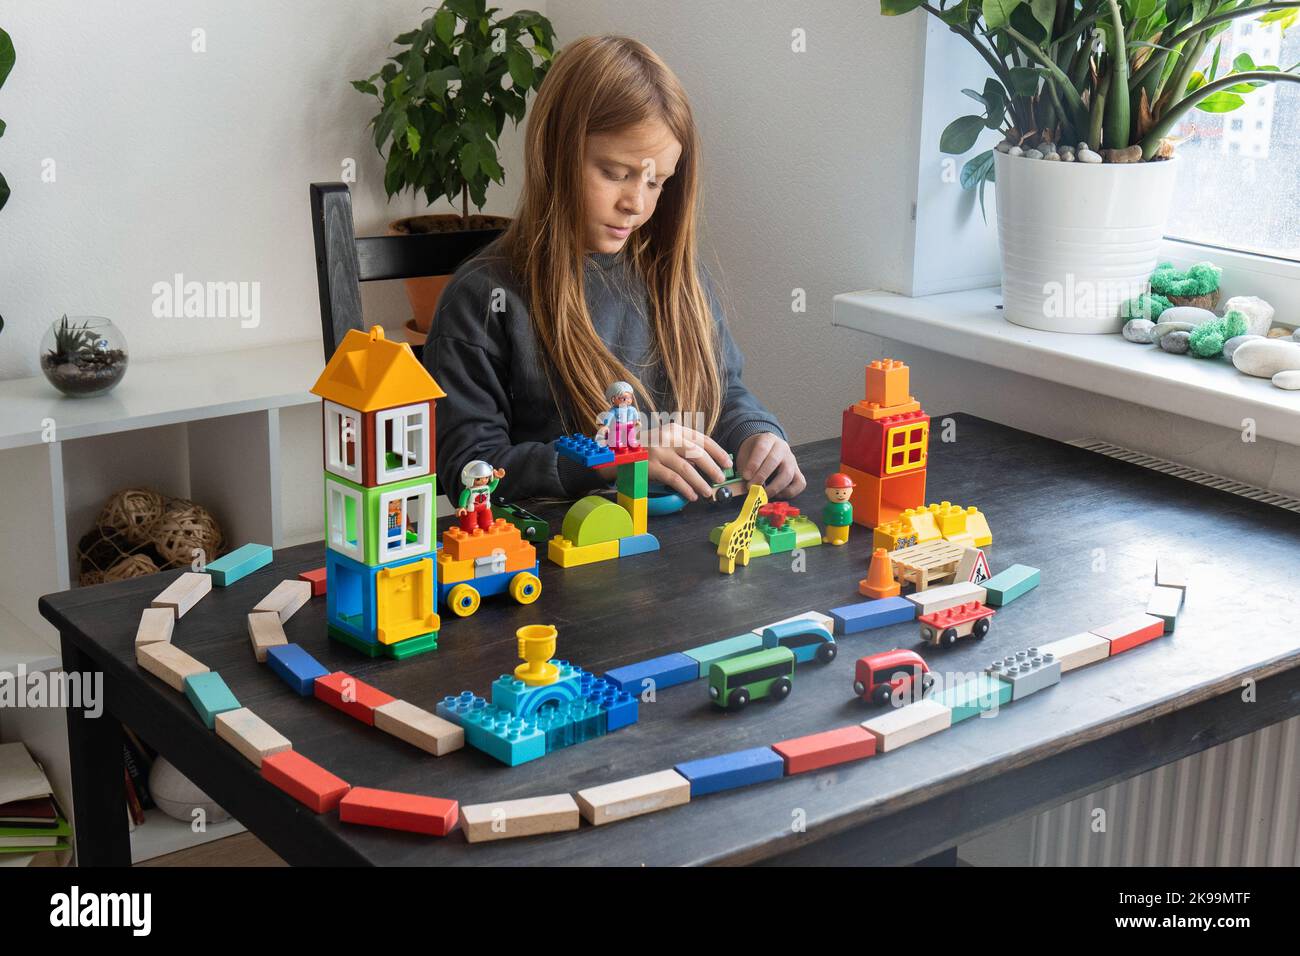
[{"left": 583, "top": 120, "right": 682, "bottom": 254}]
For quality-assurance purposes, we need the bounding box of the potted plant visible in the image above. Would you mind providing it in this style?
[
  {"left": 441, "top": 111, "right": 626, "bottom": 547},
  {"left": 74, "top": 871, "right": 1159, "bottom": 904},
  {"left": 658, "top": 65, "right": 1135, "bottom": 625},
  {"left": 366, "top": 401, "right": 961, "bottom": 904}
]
[
  {"left": 353, "top": 0, "right": 556, "bottom": 346},
  {"left": 1, "top": 25, "right": 12, "bottom": 215},
  {"left": 40, "top": 315, "right": 129, "bottom": 397},
  {"left": 883, "top": 0, "right": 1300, "bottom": 333}
]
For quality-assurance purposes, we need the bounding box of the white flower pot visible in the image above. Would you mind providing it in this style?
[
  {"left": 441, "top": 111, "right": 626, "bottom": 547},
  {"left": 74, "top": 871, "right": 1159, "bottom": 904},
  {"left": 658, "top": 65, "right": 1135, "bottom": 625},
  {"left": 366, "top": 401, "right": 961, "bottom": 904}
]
[{"left": 994, "top": 151, "right": 1180, "bottom": 334}]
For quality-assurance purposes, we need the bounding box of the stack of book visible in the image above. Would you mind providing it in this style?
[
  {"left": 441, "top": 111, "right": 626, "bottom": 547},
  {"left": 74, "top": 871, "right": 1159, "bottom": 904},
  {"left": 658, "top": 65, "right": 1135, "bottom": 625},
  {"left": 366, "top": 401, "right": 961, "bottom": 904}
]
[{"left": 0, "top": 742, "right": 71, "bottom": 857}]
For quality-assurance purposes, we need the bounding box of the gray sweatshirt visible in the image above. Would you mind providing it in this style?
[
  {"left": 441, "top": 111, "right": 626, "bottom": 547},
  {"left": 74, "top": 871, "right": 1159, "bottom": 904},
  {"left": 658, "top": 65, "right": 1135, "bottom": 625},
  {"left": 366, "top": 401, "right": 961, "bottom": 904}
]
[{"left": 424, "top": 241, "right": 786, "bottom": 503}]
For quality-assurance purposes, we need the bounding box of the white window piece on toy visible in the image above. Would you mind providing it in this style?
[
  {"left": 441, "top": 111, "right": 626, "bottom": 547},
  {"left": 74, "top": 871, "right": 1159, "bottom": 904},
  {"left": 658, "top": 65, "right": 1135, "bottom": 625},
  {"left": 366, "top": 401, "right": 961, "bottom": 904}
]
[
  {"left": 375, "top": 403, "right": 429, "bottom": 483},
  {"left": 326, "top": 481, "right": 364, "bottom": 561},
  {"left": 378, "top": 483, "right": 433, "bottom": 563},
  {"left": 323, "top": 400, "right": 362, "bottom": 482}
]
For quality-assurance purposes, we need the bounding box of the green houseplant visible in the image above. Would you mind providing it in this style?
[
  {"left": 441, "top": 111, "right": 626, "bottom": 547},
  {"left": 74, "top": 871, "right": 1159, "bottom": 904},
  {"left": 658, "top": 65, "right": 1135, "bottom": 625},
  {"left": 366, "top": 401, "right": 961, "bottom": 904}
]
[
  {"left": 1, "top": 25, "right": 13, "bottom": 214},
  {"left": 353, "top": 1, "right": 555, "bottom": 343}
]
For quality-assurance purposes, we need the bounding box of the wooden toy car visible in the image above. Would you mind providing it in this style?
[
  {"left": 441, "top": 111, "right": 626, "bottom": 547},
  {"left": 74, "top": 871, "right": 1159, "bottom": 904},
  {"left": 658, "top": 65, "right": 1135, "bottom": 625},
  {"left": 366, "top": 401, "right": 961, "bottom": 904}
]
[
  {"left": 917, "top": 601, "right": 995, "bottom": 648},
  {"left": 647, "top": 468, "right": 749, "bottom": 515},
  {"left": 853, "top": 649, "right": 933, "bottom": 706},
  {"left": 708, "top": 646, "right": 796, "bottom": 710},
  {"left": 760, "top": 620, "right": 837, "bottom": 664}
]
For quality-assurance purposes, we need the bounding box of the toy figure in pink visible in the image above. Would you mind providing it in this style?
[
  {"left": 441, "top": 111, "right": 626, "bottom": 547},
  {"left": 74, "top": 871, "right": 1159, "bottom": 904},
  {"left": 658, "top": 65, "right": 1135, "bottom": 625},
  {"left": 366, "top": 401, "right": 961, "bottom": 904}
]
[
  {"left": 596, "top": 380, "right": 640, "bottom": 451},
  {"left": 457, "top": 460, "right": 505, "bottom": 533}
]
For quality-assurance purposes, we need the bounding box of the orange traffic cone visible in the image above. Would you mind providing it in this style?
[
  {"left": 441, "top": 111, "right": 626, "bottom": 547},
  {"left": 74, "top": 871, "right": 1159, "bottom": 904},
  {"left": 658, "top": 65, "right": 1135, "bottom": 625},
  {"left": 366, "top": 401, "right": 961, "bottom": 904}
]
[{"left": 859, "top": 547, "right": 900, "bottom": 599}]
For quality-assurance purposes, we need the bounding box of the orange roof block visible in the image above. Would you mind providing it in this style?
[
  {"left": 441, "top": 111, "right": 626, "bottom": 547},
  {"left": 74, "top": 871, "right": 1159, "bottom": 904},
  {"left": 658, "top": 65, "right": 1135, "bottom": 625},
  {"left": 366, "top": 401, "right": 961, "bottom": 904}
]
[
  {"left": 311, "top": 326, "right": 445, "bottom": 412},
  {"left": 441, "top": 520, "right": 535, "bottom": 563}
]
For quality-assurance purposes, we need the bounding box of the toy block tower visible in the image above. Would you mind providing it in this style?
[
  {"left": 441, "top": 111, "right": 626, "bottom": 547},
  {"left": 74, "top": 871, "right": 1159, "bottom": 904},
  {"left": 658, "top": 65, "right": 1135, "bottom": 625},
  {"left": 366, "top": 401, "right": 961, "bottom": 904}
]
[
  {"left": 839, "top": 359, "right": 930, "bottom": 528},
  {"left": 547, "top": 436, "right": 658, "bottom": 568},
  {"left": 310, "top": 327, "right": 445, "bottom": 659}
]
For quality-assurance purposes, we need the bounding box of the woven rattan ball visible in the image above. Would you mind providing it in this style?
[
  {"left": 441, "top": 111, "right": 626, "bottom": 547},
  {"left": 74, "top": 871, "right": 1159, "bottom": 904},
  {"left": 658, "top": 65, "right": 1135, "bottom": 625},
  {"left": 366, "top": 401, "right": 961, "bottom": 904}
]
[
  {"left": 98, "top": 488, "right": 165, "bottom": 545},
  {"left": 153, "top": 499, "right": 223, "bottom": 567},
  {"left": 103, "top": 552, "right": 160, "bottom": 582}
]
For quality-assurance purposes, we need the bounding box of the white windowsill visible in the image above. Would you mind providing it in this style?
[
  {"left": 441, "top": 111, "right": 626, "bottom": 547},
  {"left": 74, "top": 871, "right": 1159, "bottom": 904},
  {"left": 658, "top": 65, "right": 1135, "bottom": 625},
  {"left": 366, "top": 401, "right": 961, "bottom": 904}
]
[{"left": 832, "top": 286, "right": 1300, "bottom": 445}]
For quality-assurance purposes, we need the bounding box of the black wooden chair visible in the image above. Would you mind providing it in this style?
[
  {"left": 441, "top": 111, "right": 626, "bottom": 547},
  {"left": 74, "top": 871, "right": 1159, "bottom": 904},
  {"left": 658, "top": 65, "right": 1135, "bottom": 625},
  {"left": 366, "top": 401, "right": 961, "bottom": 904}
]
[{"left": 309, "top": 182, "right": 504, "bottom": 361}]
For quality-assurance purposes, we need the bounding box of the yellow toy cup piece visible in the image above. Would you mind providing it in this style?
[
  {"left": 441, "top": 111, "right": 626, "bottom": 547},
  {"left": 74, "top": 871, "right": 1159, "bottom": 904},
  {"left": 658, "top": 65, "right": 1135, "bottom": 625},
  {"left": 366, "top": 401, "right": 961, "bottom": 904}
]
[
  {"left": 447, "top": 583, "right": 481, "bottom": 617},
  {"left": 515, "top": 623, "right": 560, "bottom": 686},
  {"left": 509, "top": 572, "right": 542, "bottom": 605}
]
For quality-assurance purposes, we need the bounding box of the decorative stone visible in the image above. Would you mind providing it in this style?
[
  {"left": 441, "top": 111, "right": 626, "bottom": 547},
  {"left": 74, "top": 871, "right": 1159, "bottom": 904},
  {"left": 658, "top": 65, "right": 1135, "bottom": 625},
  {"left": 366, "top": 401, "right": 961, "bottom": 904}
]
[
  {"left": 1077, "top": 142, "right": 1090, "bottom": 151},
  {"left": 1160, "top": 330, "right": 1191, "bottom": 354},
  {"left": 1272, "top": 327, "right": 1294, "bottom": 338},
  {"left": 1043, "top": 150, "right": 1060, "bottom": 161},
  {"left": 1007, "top": 146, "right": 1023, "bottom": 157},
  {"left": 1232, "top": 338, "right": 1300, "bottom": 378},
  {"left": 1159, "top": 306, "right": 1216, "bottom": 327},
  {"left": 1104, "top": 145, "right": 1143, "bottom": 163},
  {"left": 1222, "top": 295, "right": 1274, "bottom": 337},
  {"left": 1058, "top": 146, "right": 1075, "bottom": 160},
  {"left": 1122, "top": 319, "right": 1157, "bottom": 343},
  {"left": 1223, "top": 335, "right": 1262, "bottom": 360},
  {"left": 1151, "top": 320, "right": 1196, "bottom": 340},
  {"left": 1024, "top": 148, "right": 1043, "bottom": 160},
  {"left": 1078, "top": 148, "right": 1103, "bottom": 163},
  {"left": 1273, "top": 370, "right": 1300, "bottom": 390},
  {"left": 995, "top": 141, "right": 1013, "bottom": 153}
]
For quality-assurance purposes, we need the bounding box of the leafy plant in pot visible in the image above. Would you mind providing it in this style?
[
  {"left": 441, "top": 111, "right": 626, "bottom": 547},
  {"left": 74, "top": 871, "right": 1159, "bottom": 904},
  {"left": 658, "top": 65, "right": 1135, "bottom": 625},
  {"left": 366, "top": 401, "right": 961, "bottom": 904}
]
[
  {"left": 884, "top": 0, "right": 1300, "bottom": 333},
  {"left": 354, "top": 0, "right": 555, "bottom": 346}
]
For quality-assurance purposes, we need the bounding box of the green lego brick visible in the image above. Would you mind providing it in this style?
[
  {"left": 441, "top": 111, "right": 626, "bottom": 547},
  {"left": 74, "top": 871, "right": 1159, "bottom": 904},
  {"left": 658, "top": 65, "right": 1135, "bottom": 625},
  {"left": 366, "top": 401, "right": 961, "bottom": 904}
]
[
  {"left": 683, "top": 633, "right": 764, "bottom": 672},
  {"left": 561, "top": 495, "right": 633, "bottom": 547},
  {"left": 323, "top": 472, "right": 437, "bottom": 566},
  {"left": 708, "top": 525, "right": 771, "bottom": 558},
  {"left": 327, "top": 625, "right": 383, "bottom": 657},
  {"left": 183, "top": 672, "right": 242, "bottom": 729},
  {"left": 764, "top": 523, "right": 797, "bottom": 554},
  {"left": 384, "top": 631, "right": 439, "bottom": 659},
  {"left": 789, "top": 515, "right": 823, "bottom": 550},
  {"left": 616, "top": 459, "right": 648, "bottom": 499},
  {"left": 935, "top": 673, "right": 1011, "bottom": 723},
  {"left": 982, "top": 564, "right": 1041, "bottom": 607}
]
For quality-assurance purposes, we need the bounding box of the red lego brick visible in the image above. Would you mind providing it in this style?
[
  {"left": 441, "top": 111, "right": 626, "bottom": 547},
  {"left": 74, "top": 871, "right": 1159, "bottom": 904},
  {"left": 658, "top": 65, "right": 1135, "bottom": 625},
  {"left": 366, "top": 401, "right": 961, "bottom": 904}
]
[
  {"left": 260, "top": 749, "right": 350, "bottom": 813},
  {"left": 1090, "top": 613, "right": 1165, "bottom": 655},
  {"left": 917, "top": 601, "right": 995, "bottom": 629},
  {"left": 339, "top": 787, "right": 459, "bottom": 836},
  {"left": 772, "top": 725, "right": 877, "bottom": 775},
  {"left": 608, "top": 446, "right": 649, "bottom": 467},
  {"left": 313, "top": 671, "right": 396, "bottom": 725},
  {"left": 841, "top": 409, "right": 930, "bottom": 477},
  {"left": 298, "top": 567, "right": 327, "bottom": 597}
]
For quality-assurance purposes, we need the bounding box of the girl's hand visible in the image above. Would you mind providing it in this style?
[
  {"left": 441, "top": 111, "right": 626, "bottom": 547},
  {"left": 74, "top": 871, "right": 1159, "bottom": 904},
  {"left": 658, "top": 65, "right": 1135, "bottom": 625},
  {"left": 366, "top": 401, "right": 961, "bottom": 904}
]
[
  {"left": 736, "top": 432, "right": 805, "bottom": 500},
  {"left": 646, "top": 422, "right": 732, "bottom": 502}
]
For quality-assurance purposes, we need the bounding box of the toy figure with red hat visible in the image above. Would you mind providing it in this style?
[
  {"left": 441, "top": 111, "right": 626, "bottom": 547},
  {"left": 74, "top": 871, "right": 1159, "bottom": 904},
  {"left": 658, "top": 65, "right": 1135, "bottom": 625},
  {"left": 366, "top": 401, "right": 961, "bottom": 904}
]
[{"left": 822, "top": 472, "right": 855, "bottom": 545}]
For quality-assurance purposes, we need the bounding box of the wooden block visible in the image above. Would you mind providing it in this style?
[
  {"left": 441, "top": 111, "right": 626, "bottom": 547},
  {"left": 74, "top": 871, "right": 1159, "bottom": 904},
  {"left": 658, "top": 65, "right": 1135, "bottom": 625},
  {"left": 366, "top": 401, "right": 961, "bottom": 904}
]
[
  {"left": 861, "top": 698, "right": 952, "bottom": 752},
  {"left": 252, "top": 579, "right": 312, "bottom": 623},
  {"left": 1089, "top": 613, "right": 1166, "bottom": 655},
  {"left": 215, "top": 707, "right": 291, "bottom": 767},
  {"left": 150, "top": 571, "right": 212, "bottom": 619},
  {"left": 575, "top": 770, "right": 690, "bottom": 826},
  {"left": 1155, "top": 558, "right": 1187, "bottom": 592},
  {"left": 314, "top": 671, "right": 396, "bottom": 725},
  {"left": 298, "top": 566, "right": 327, "bottom": 597},
  {"left": 183, "top": 671, "right": 241, "bottom": 729},
  {"left": 981, "top": 564, "right": 1041, "bottom": 607},
  {"left": 136, "top": 641, "right": 209, "bottom": 692},
  {"left": 206, "top": 542, "right": 273, "bottom": 587},
  {"left": 373, "top": 700, "right": 465, "bottom": 756},
  {"left": 772, "top": 725, "right": 877, "bottom": 774},
  {"left": 1146, "top": 585, "right": 1184, "bottom": 634},
  {"left": 339, "top": 787, "right": 458, "bottom": 836},
  {"left": 260, "top": 750, "right": 350, "bottom": 813},
  {"left": 1037, "top": 631, "right": 1110, "bottom": 672},
  {"left": 134, "top": 607, "right": 175, "bottom": 647},
  {"left": 460, "top": 793, "right": 580, "bottom": 843},
  {"left": 904, "top": 581, "right": 986, "bottom": 616},
  {"left": 246, "top": 611, "right": 288, "bottom": 663}
]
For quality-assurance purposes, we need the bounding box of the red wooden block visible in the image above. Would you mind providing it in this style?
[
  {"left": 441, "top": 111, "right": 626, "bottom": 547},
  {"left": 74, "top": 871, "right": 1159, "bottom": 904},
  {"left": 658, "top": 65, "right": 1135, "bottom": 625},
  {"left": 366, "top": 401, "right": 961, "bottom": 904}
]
[
  {"left": 339, "top": 787, "right": 458, "bottom": 836},
  {"left": 1091, "top": 613, "right": 1166, "bottom": 655},
  {"left": 260, "top": 750, "right": 350, "bottom": 813},
  {"left": 314, "top": 671, "right": 396, "bottom": 725},
  {"left": 772, "top": 725, "right": 877, "bottom": 775},
  {"left": 298, "top": 567, "right": 327, "bottom": 597}
]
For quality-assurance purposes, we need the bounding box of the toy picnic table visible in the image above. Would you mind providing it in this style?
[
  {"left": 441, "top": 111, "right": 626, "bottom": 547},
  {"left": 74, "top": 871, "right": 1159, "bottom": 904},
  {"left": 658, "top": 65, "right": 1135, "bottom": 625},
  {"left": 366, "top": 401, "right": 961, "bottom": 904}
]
[{"left": 41, "top": 415, "right": 1300, "bottom": 866}]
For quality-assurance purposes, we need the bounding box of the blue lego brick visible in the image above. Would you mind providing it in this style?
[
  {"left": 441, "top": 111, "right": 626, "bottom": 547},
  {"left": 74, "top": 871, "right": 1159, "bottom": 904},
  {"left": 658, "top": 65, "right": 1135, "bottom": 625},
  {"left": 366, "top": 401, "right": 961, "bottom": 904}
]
[
  {"left": 536, "top": 697, "right": 607, "bottom": 752},
  {"left": 683, "top": 633, "right": 764, "bottom": 672},
  {"left": 183, "top": 672, "right": 241, "bottom": 729},
  {"left": 982, "top": 564, "right": 1041, "bottom": 607},
  {"left": 435, "top": 692, "right": 545, "bottom": 766},
  {"left": 556, "top": 433, "right": 615, "bottom": 468},
  {"left": 674, "top": 747, "right": 785, "bottom": 797},
  {"left": 604, "top": 652, "right": 700, "bottom": 693},
  {"left": 490, "top": 661, "right": 586, "bottom": 716},
  {"left": 829, "top": 596, "right": 917, "bottom": 635},
  {"left": 206, "top": 543, "right": 273, "bottom": 587},
  {"left": 598, "top": 686, "right": 638, "bottom": 732},
  {"left": 328, "top": 549, "right": 434, "bottom": 644},
  {"left": 266, "top": 643, "right": 330, "bottom": 696},
  {"left": 935, "top": 673, "right": 1012, "bottom": 723},
  {"left": 618, "top": 533, "right": 660, "bottom": 557}
]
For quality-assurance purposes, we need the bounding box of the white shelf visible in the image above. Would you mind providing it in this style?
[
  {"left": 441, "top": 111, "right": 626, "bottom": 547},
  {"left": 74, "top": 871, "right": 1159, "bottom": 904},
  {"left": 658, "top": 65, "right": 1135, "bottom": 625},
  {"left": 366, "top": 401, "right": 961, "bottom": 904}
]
[
  {"left": 130, "top": 807, "right": 247, "bottom": 864},
  {"left": 0, "top": 605, "right": 61, "bottom": 677},
  {"left": 833, "top": 286, "right": 1300, "bottom": 445}
]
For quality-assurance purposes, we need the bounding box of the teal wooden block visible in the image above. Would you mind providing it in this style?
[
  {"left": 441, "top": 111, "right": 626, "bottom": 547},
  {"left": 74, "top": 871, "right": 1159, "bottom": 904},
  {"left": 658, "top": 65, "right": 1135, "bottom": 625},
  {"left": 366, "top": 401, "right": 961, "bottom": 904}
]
[
  {"left": 206, "top": 543, "right": 273, "bottom": 587},
  {"left": 183, "top": 672, "right": 242, "bottom": 729},
  {"left": 683, "top": 633, "right": 763, "bottom": 672},
  {"left": 935, "top": 673, "right": 1011, "bottom": 723},
  {"left": 982, "top": 564, "right": 1041, "bottom": 607}
]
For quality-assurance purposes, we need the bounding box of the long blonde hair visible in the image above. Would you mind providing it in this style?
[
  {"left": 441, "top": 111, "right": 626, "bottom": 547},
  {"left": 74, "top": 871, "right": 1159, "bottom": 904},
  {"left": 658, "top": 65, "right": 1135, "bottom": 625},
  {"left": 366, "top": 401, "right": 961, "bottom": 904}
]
[{"left": 500, "top": 35, "right": 722, "bottom": 435}]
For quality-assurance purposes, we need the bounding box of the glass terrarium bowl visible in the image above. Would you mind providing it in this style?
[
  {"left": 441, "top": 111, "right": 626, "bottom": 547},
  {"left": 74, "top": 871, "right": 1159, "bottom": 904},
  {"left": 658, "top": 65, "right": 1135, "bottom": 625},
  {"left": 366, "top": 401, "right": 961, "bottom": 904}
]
[{"left": 40, "top": 315, "right": 129, "bottom": 398}]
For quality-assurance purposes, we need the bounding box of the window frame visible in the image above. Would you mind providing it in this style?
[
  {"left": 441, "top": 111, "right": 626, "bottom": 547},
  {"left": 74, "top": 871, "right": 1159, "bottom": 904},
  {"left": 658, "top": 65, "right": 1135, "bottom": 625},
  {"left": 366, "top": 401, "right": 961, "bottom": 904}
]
[
  {"left": 323, "top": 400, "right": 362, "bottom": 483},
  {"left": 377, "top": 482, "right": 434, "bottom": 563},
  {"left": 374, "top": 402, "right": 430, "bottom": 484},
  {"left": 326, "top": 481, "right": 364, "bottom": 562}
]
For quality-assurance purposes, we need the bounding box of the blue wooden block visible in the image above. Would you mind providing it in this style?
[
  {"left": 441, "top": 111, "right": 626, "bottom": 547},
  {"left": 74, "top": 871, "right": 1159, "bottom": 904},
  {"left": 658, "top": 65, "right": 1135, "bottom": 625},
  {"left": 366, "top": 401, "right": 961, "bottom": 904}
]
[
  {"left": 604, "top": 652, "right": 700, "bottom": 692},
  {"left": 675, "top": 747, "right": 785, "bottom": 797},
  {"left": 829, "top": 596, "right": 916, "bottom": 635},
  {"left": 618, "top": 533, "right": 660, "bottom": 557},
  {"left": 683, "top": 633, "right": 763, "bottom": 671},
  {"left": 206, "top": 543, "right": 273, "bottom": 587},
  {"left": 982, "top": 565, "right": 1041, "bottom": 607},
  {"left": 183, "top": 672, "right": 241, "bottom": 729},
  {"left": 266, "top": 643, "right": 330, "bottom": 696}
]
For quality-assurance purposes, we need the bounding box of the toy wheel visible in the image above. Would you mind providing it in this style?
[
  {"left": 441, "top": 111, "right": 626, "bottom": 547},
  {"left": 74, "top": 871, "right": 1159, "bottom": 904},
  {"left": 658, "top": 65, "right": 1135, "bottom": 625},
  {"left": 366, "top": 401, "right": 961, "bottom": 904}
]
[
  {"left": 922, "top": 673, "right": 935, "bottom": 694},
  {"left": 940, "top": 627, "right": 959, "bottom": 648},
  {"left": 728, "top": 688, "right": 750, "bottom": 710},
  {"left": 447, "top": 584, "right": 481, "bottom": 617},
  {"left": 972, "top": 617, "right": 990, "bottom": 639},
  {"left": 853, "top": 680, "right": 866, "bottom": 697},
  {"left": 509, "top": 572, "right": 542, "bottom": 605},
  {"left": 771, "top": 678, "right": 792, "bottom": 701},
  {"left": 816, "top": 643, "right": 837, "bottom": 664},
  {"left": 872, "top": 685, "right": 893, "bottom": 707}
]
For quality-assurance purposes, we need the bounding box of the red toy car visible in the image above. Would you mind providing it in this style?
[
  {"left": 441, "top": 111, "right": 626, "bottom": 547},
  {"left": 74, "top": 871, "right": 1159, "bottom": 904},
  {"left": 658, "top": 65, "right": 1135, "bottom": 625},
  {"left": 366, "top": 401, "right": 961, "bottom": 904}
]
[
  {"left": 854, "top": 649, "right": 934, "bottom": 707},
  {"left": 917, "top": 600, "right": 995, "bottom": 648}
]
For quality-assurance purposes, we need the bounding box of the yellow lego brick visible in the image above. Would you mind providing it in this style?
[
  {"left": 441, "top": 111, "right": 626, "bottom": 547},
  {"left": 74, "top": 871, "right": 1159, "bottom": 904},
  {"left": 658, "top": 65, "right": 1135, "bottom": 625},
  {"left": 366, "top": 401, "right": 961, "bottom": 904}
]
[
  {"left": 547, "top": 536, "right": 619, "bottom": 569},
  {"left": 945, "top": 532, "right": 976, "bottom": 549},
  {"left": 872, "top": 520, "right": 917, "bottom": 551},
  {"left": 436, "top": 553, "right": 475, "bottom": 584},
  {"left": 900, "top": 506, "right": 942, "bottom": 544},
  {"left": 930, "top": 501, "right": 968, "bottom": 537},
  {"left": 618, "top": 492, "right": 648, "bottom": 535},
  {"left": 375, "top": 558, "right": 438, "bottom": 644},
  {"left": 963, "top": 507, "right": 992, "bottom": 547}
]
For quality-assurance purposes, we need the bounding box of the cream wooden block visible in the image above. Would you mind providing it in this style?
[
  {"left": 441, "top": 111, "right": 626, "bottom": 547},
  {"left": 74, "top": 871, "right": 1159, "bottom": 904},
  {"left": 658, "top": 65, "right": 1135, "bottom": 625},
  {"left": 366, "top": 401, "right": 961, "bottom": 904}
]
[
  {"left": 1155, "top": 557, "right": 1187, "bottom": 592},
  {"left": 135, "top": 607, "right": 175, "bottom": 648},
  {"left": 1038, "top": 631, "right": 1111, "bottom": 672},
  {"left": 861, "top": 698, "right": 952, "bottom": 752},
  {"left": 905, "top": 581, "right": 987, "bottom": 616},
  {"left": 136, "top": 641, "right": 209, "bottom": 692},
  {"left": 246, "top": 611, "right": 288, "bottom": 663},
  {"left": 575, "top": 770, "right": 690, "bottom": 826},
  {"left": 460, "top": 794, "right": 580, "bottom": 843},
  {"left": 215, "top": 708, "right": 291, "bottom": 767},
  {"left": 252, "top": 579, "right": 312, "bottom": 623},
  {"left": 373, "top": 700, "right": 465, "bottom": 756},
  {"left": 150, "top": 572, "right": 213, "bottom": 619}
]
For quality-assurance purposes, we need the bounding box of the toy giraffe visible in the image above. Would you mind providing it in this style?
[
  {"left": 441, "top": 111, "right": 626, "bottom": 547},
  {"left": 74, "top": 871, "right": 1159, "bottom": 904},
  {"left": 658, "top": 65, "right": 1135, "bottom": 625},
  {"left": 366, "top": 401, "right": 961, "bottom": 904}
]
[{"left": 717, "top": 484, "right": 768, "bottom": 574}]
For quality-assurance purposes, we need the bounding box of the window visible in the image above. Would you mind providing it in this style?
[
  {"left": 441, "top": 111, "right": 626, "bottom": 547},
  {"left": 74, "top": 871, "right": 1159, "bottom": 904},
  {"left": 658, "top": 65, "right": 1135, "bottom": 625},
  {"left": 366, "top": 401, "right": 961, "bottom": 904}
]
[
  {"left": 327, "top": 482, "right": 363, "bottom": 561},
  {"left": 377, "top": 483, "right": 433, "bottom": 562},
  {"left": 323, "top": 401, "right": 361, "bottom": 481},
  {"left": 374, "top": 403, "right": 429, "bottom": 483}
]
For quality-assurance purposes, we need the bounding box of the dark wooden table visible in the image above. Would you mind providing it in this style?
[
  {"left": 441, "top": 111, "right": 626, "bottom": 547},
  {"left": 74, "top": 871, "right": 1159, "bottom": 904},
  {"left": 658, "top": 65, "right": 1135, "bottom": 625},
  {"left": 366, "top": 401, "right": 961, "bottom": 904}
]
[{"left": 42, "top": 415, "right": 1300, "bottom": 866}]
